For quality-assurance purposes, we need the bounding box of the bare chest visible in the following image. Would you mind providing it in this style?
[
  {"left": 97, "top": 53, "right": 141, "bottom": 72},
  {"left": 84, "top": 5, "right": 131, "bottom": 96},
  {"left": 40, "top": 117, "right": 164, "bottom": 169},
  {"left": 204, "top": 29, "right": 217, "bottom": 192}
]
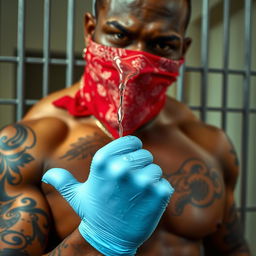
[{"left": 42, "top": 127, "right": 226, "bottom": 246}]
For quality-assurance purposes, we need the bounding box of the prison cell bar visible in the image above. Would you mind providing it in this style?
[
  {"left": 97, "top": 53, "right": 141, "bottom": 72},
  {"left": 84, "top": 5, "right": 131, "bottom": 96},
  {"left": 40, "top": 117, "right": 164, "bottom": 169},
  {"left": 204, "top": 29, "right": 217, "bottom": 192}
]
[
  {"left": 66, "top": 0, "right": 75, "bottom": 87},
  {"left": 16, "top": 0, "right": 26, "bottom": 121},
  {"left": 43, "top": 0, "right": 51, "bottom": 97},
  {"left": 200, "top": 0, "right": 209, "bottom": 123},
  {"left": 240, "top": 0, "right": 253, "bottom": 227},
  {"left": 222, "top": 0, "right": 230, "bottom": 131}
]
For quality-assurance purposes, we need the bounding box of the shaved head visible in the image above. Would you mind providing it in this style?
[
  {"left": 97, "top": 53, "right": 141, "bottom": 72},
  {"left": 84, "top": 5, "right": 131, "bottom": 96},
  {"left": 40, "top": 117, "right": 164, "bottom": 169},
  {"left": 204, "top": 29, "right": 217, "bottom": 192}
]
[{"left": 93, "top": 0, "right": 191, "bottom": 29}]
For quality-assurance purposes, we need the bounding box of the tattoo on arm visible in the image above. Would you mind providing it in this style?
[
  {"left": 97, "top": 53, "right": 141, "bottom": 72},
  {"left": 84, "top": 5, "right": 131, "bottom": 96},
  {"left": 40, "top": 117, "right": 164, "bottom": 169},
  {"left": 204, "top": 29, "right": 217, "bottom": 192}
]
[
  {"left": 48, "top": 237, "right": 90, "bottom": 256},
  {"left": 0, "top": 124, "right": 49, "bottom": 255},
  {"left": 48, "top": 239, "right": 69, "bottom": 256},
  {"left": 164, "top": 158, "right": 223, "bottom": 216}
]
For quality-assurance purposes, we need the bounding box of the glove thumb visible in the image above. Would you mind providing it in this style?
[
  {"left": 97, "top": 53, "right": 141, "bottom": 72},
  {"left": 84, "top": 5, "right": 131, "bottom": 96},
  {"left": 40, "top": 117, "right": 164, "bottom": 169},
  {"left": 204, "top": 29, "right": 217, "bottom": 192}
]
[{"left": 42, "top": 168, "right": 81, "bottom": 203}]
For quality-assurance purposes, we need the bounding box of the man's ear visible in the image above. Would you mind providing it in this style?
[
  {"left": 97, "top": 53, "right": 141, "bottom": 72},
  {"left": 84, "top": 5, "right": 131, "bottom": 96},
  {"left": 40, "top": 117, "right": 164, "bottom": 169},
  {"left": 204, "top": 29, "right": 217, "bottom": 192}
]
[
  {"left": 182, "top": 37, "right": 192, "bottom": 56},
  {"left": 84, "top": 12, "right": 96, "bottom": 45}
]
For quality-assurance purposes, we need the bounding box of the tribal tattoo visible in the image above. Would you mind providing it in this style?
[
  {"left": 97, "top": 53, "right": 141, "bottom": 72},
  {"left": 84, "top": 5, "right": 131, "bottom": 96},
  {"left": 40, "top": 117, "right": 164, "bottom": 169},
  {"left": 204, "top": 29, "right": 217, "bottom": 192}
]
[
  {"left": 48, "top": 239, "right": 69, "bottom": 256},
  {"left": 165, "top": 158, "right": 223, "bottom": 216},
  {"left": 60, "top": 132, "right": 108, "bottom": 161},
  {"left": 48, "top": 237, "right": 91, "bottom": 256},
  {"left": 0, "top": 124, "right": 49, "bottom": 255}
]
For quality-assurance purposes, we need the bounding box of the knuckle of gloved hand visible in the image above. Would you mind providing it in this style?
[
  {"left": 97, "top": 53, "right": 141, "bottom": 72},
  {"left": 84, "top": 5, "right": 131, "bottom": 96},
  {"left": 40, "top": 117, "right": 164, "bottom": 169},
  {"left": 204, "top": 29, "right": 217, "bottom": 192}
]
[
  {"left": 91, "top": 150, "right": 107, "bottom": 170},
  {"left": 107, "top": 158, "right": 130, "bottom": 181},
  {"left": 153, "top": 179, "right": 174, "bottom": 200},
  {"left": 133, "top": 174, "right": 152, "bottom": 191}
]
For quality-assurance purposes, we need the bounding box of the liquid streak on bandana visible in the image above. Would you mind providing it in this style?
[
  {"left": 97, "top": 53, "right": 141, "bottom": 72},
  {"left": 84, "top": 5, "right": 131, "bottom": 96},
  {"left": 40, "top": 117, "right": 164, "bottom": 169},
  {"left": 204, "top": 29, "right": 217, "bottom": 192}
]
[{"left": 53, "top": 39, "right": 184, "bottom": 139}]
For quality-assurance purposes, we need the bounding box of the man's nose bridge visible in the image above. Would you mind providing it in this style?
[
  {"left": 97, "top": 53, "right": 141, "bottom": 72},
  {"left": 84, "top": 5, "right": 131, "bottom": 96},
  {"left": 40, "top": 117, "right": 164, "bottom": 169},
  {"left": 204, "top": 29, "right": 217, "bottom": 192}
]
[{"left": 130, "top": 41, "right": 146, "bottom": 52}]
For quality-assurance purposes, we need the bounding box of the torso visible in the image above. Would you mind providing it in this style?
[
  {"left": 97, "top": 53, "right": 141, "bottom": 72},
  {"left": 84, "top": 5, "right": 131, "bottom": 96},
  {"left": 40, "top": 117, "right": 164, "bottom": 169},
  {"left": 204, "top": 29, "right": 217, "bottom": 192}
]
[{"left": 24, "top": 83, "right": 227, "bottom": 255}]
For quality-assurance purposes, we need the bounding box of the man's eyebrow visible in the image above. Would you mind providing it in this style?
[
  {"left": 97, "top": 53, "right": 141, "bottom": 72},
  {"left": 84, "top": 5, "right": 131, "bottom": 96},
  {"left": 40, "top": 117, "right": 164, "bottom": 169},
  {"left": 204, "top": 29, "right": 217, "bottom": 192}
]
[
  {"left": 155, "top": 35, "right": 181, "bottom": 42},
  {"left": 106, "top": 21, "right": 131, "bottom": 35}
]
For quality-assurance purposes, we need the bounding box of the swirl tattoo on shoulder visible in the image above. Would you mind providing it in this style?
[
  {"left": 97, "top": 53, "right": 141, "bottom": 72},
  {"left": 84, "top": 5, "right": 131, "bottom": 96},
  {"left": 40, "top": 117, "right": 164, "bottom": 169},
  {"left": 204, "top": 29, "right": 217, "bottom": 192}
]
[
  {"left": 0, "top": 124, "right": 49, "bottom": 254},
  {"left": 165, "top": 158, "right": 224, "bottom": 216}
]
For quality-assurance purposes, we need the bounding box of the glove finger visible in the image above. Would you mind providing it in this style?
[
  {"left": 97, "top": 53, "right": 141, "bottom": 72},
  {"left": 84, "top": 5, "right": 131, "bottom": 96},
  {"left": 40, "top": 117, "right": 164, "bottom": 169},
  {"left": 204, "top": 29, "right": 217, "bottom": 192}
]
[
  {"left": 132, "top": 164, "right": 163, "bottom": 188},
  {"left": 151, "top": 178, "right": 174, "bottom": 206},
  {"left": 104, "top": 149, "right": 153, "bottom": 180},
  {"left": 91, "top": 136, "right": 143, "bottom": 171},
  {"left": 42, "top": 168, "right": 81, "bottom": 201},
  {"left": 94, "top": 136, "right": 142, "bottom": 160},
  {"left": 121, "top": 149, "right": 154, "bottom": 169}
]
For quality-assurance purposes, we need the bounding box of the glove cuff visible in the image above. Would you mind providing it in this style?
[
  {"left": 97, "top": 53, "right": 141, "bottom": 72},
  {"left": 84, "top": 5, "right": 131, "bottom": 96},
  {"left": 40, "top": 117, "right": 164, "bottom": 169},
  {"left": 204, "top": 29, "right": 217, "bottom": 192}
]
[{"left": 78, "top": 221, "right": 137, "bottom": 256}]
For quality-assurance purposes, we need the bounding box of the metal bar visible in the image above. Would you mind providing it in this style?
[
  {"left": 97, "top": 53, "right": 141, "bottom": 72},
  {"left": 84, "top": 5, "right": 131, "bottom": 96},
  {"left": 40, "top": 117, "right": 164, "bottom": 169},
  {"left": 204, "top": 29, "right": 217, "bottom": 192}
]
[
  {"left": 66, "top": 0, "right": 75, "bottom": 87},
  {"left": 177, "top": 64, "right": 186, "bottom": 102},
  {"left": 16, "top": 0, "right": 26, "bottom": 121},
  {"left": 221, "top": 0, "right": 230, "bottom": 131},
  {"left": 200, "top": 0, "right": 209, "bottom": 122},
  {"left": 0, "top": 56, "right": 19, "bottom": 62},
  {"left": 240, "top": 0, "right": 253, "bottom": 227},
  {"left": 178, "top": 67, "right": 248, "bottom": 76},
  {"left": 237, "top": 207, "right": 256, "bottom": 212},
  {"left": 0, "top": 56, "right": 86, "bottom": 66},
  {"left": 0, "top": 99, "right": 37, "bottom": 105},
  {"left": 189, "top": 106, "right": 256, "bottom": 113},
  {"left": 42, "top": 0, "right": 51, "bottom": 97},
  {"left": 0, "top": 99, "right": 19, "bottom": 104}
]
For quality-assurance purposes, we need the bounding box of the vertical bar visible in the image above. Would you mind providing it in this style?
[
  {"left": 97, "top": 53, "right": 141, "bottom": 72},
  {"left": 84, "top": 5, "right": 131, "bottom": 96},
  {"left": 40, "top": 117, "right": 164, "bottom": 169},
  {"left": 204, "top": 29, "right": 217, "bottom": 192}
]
[
  {"left": 200, "top": 0, "right": 209, "bottom": 122},
  {"left": 43, "top": 0, "right": 51, "bottom": 97},
  {"left": 240, "top": 0, "right": 252, "bottom": 227},
  {"left": 66, "top": 0, "right": 75, "bottom": 87},
  {"left": 16, "top": 0, "right": 26, "bottom": 121},
  {"left": 177, "top": 64, "right": 185, "bottom": 102},
  {"left": 221, "top": 0, "right": 230, "bottom": 132}
]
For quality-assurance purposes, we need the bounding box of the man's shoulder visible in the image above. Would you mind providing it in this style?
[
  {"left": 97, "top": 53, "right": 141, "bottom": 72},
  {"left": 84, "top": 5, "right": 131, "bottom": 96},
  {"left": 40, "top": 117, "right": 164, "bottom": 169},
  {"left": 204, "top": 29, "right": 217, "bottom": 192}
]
[
  {"left": 1, "top": 118, "right": 69, "bottom": 157},
  {"left": 165, "top": 97, "right": 225, "bottom": 146},
  {"left": 0, "top": 118, "right": 69, "bottom": 186},
  {"left": 166, "top": 99, "right": 238, "bottom": 186}
]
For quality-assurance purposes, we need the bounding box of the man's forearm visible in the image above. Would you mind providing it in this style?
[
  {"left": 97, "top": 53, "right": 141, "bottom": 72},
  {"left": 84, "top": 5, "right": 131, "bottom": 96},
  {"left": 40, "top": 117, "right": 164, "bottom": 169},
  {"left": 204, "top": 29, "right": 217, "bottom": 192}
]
[{"left": 43, "top": 229, "right": 103, "bottom": 256}]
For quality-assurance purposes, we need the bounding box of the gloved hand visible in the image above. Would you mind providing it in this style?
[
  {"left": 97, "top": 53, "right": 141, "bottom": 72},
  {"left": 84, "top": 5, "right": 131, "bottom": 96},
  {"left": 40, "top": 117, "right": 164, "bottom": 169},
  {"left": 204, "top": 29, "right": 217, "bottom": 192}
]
[{"left": 42, "top": 136, "right": 174, "bottom": 256}]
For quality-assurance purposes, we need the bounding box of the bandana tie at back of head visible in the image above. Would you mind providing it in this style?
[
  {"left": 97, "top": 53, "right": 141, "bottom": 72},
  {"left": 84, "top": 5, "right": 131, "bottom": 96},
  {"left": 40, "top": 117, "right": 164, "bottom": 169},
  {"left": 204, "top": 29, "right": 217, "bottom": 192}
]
[{"left": 53, "top": 39, "right": 184, "bottom": 138}]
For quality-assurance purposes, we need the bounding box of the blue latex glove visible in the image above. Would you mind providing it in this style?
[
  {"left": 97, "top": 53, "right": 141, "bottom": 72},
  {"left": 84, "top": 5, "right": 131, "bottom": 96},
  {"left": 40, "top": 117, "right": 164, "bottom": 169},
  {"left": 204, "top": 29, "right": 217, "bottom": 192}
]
[{"left": 42, "top": 136, "right": 174, "bottom": 256}]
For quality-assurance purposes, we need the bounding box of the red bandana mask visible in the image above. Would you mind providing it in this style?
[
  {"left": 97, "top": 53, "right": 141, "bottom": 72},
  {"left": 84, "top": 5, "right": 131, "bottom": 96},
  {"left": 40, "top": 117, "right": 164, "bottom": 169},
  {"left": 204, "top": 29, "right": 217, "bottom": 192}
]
[{"left": 53, "top": 39, "right": 184, "bottom": 139}]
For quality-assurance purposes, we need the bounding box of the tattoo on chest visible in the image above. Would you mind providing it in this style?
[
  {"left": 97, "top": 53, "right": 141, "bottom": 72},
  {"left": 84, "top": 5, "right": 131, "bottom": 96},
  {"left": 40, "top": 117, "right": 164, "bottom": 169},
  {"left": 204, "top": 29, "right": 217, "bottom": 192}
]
[
  {"left": 0, "top": 124, "right": 49, "bottom": 254},
  {"left": 60, "top": 132, "right": 109, "bottom": 161},
  {"left": 164, "top": 158, "right": 223, "bottom": 216}
]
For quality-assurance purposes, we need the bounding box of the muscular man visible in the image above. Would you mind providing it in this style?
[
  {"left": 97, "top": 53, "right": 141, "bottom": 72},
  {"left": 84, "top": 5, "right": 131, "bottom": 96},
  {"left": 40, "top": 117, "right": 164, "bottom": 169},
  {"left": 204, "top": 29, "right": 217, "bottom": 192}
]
[{"left": 0, "top": 0, "right": 251, "bottom": 255}]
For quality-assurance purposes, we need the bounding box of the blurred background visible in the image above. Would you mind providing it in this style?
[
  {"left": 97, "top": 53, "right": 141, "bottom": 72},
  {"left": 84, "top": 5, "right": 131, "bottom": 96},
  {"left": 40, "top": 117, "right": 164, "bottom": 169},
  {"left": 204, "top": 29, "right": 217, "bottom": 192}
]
[{"left": 0, "top": 0, "right": 255, "bottom": 254}]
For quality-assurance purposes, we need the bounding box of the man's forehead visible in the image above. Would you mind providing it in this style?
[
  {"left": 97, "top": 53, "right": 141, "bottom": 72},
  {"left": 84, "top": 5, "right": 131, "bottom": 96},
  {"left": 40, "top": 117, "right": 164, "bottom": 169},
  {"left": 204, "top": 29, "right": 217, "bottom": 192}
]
[
  {"left": 98, "top": 0, "right": 188, "bottom": 31},
  {"left": 100, "top": 0, "right": 188, "bottom": 20}
]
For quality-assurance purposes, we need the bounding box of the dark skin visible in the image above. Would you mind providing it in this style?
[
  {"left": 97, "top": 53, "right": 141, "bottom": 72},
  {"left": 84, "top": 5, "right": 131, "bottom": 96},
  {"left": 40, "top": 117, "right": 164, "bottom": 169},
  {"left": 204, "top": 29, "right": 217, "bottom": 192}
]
[{"left": 0, "top": 0, "right": 251, "bottom": 255}]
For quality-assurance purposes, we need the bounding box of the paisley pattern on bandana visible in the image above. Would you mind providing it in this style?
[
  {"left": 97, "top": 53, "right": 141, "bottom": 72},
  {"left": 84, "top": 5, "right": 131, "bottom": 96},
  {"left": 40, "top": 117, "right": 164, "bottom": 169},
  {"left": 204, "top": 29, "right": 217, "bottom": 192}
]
[{"left": 53, "top": 39, "right": 184, "bottom": 138}]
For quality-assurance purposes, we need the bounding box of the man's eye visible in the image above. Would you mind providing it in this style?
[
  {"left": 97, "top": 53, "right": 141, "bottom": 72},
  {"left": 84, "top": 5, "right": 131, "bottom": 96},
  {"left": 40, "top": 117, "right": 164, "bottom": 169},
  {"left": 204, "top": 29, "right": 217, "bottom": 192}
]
[
  {"left": 155, "top": 43, "right": 176, "bottom": 52},
  {"left": 113, "top": 33, "right": 127, "bottom": 40}
]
